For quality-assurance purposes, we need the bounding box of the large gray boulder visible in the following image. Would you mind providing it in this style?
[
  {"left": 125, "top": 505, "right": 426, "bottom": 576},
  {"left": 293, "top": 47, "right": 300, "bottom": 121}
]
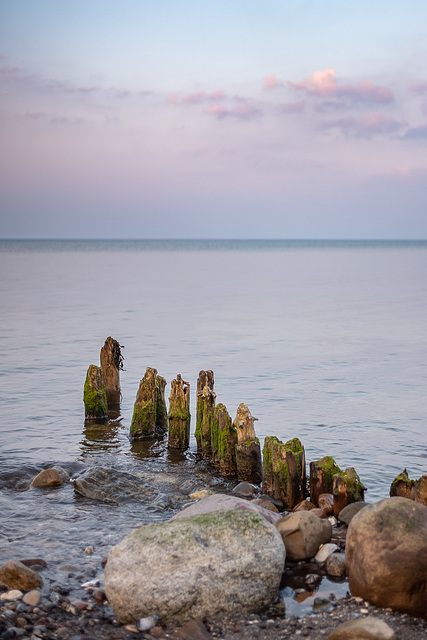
[
  {"left": 104, "top": 509, "right": 285, "bottom": 624},
  {"left": 346, "top": 497, "right": 427, "bottom": 618},
  {"left": 171, "top": 492, "right": 282, "bottom": 524}
]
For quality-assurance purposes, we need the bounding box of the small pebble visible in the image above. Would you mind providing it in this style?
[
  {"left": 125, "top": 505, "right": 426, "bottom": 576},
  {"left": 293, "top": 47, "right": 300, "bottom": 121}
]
[
  {"left": 137, "top": 614, "right": 159, "bottom": 631},
  {"left": 1, "top": 590, "right": 23, "bottom": 602},
  {"left": 84, "top": 546, "right": 94, "bottom": 555},
  {"left": 360, "top": 608, "right": 369, "bottom": 614}
]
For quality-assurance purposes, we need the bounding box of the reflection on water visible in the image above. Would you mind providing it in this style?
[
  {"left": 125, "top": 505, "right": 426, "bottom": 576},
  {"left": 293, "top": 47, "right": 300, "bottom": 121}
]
[{"left": 80, "top": 419, "right": 122, "bottom": 456}]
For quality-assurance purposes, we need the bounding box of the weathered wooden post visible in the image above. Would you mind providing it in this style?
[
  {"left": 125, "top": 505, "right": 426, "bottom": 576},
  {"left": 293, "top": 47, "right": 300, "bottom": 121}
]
[
  {"left": 195, "top": 370, "right": 216, "bottom": 458},
  {"left": 333, "top": 467, "right": 366, "bottom": 517},
  {"left": 130, "top": 367, "right": 158, "bottom": 439},
  {"left": 262, "top": 436, "right": 306, "bottom": 509},
  {"left": 100, "top": 337, "right": 123, "bottom": 406},
  {"left": 83, "top": 364, "right": 108, "bottom": 421},
  {"left": 309, "top": 456, "right": 342, "bottom": 506},
  {"left": 212, "top": 403, "right": 238, "bottom": 476},
  {"left": 168, "top": 374, "right": 191, "bottom": 449},
  {"left": 234, "top": 403, "right": 262, "bottom": 484},
  {"left": 389, "top": 468, "right": 415, "bottom": 500},
  {"left": 155, "top": 375, "right": 168, "bottom": 434}
]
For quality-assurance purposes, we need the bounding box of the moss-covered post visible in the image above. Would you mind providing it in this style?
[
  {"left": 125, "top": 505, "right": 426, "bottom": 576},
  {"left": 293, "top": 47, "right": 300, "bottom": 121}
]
[
  {"left": 155, "top": 375, "right": 168, "bottom": 434},
  {"left": 389, "top": 468, "right": 415, "bottom": 500},
  {"left": 168, "top": 374, "right": 191, "bottom": 449},
  {"left": 309, "top": 456, "right": 342, "bottom": 506},
  {"left": 415, "top": 475, "right": 427, "bottom": 505},
  {"left": 234, "top": 403, "right": 262, "bottom": 484},
  {"left": 212, "top": 403, "right": 237, "bottom": 476},
  {"left": 333, "top": 467, "right": 366, "bottom": 516},
  {"left": 100, "top": 337, "right": 123, "bottom": 406},
  {"left": 262, "top": 436, "right": 306, "bottom": 509},
  {"left": 83, "top": 364, "right": 108, "bottom": 421},
  {"left": 130, "top": 367, "right": 158, "bottom": 439},
  {"left": 195, "top": 370, "right": 216, "bottom": 458}
]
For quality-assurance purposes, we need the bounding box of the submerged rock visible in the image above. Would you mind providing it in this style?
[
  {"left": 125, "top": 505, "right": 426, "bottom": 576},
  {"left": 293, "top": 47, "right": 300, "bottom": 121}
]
[
  {"left": 73, "top": 467, "right": 155, "bottom": 504},
  {"left": 346, "top": 496, "right": 427, "bottom": 618},
  {"left": 30, "top": 466, "right": 69, "bottom": 489},
  {"left": 104, "top": 509, "right": 285, "bottom": 624}
]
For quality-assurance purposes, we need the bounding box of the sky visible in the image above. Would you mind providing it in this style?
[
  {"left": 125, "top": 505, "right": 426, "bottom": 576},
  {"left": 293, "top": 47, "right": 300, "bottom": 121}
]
[{"left": 1, "top": 0, "right": 427, "bottom": 239}]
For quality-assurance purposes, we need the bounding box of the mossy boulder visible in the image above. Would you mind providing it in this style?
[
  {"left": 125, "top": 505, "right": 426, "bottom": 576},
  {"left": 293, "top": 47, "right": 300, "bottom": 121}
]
[
  {"left": 83, "top": 364, "right": 107, "bottom": 421},
  {"left": 104, "top": 509, "right": 285, "bottom": 624}
]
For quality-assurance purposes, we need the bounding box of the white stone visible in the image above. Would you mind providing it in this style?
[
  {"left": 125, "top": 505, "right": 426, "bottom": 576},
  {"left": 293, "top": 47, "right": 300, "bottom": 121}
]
[
  {"left": 327, "top": 616, "right": 397, "bottom": 640},
  {"left": 23, "top": 590, "right": 41, "bottom": 606},
  {"left": 1, "top": 589, "right": 23, "bottom": 601},
  {"left": 314, "top": 543, "right": 338, "bottom": 563}
]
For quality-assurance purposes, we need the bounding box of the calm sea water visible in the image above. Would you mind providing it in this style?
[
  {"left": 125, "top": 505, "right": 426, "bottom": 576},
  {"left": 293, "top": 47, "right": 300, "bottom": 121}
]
[{"left": 0, "top": 239, "right": 426, "bottom": 602}]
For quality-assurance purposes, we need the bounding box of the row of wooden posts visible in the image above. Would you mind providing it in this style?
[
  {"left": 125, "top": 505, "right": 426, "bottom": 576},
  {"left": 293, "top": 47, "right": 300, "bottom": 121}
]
[{"left": 83, "top": 337, "right": 366, "bottom": 513}]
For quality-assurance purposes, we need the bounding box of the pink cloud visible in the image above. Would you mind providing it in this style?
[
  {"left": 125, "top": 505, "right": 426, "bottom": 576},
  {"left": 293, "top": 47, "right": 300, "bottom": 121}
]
[
  {"left": 264, "top": 74, "right": 283, "bottom": 90},
  {"left": 321, "top": 112, "right": 404, "bottom": 138},
  {"left": 281, "top": 101, "right": 305, "bottom": 114},
  {"left": 289, "top": 68, "right": 394, "bottom": 104},
  {"left": 410, "top": 81, "right": 427, "bottom": 95},
  {"left": 168, "top": 90, "right": 228, "bottom": 106},
  {"left": 204, "top": 103, "right": 262, "bottom": 120}
]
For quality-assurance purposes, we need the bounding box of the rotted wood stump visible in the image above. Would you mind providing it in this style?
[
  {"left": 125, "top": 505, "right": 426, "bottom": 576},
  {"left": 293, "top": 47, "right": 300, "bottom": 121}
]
[
  {"left": 309, "top": 456, "right": 342, "bottom": 506},
  {"left": 211, "top": 403, "right": 237, "bottom": 476},
  {"left": 234, "top": 403, "right": 262, "bottom": 484},
  {"left": 195, "top": 370, "right": 216, "bottom": 459},
  {"left": 390, "top": 469, "right": 427, "bottom": 506},
  {"left": 155, "top": 375, "right": 168, "bottom": 434},
  {"left": 333, "top": 467, "right": 366, "bottom": 517},
  {"left": 100, "top": 337, "right": 123, "bottom": 406},
  {"left": 168, "top": 374, "right": 191, "bottom": 449},
  {"left": 262, "top": 436, "right": 306, "bottom": 509},
  {"left": 130, "top": 367, "right": 167, "bottom": 439},
  {"left": 83, "top": 364, "right": 107, "bottom": 421}
]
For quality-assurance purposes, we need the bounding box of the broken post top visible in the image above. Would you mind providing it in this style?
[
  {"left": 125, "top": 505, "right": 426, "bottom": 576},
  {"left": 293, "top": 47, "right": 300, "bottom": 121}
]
[
  {"left": 234, "top": 403, "right": 258, "bottom": 444},
  {"left": 101, "top": 337, "right": 124, "bottom": 370},
  {"left": 197, "top": 370, "right": 214, "bottom": 393}
]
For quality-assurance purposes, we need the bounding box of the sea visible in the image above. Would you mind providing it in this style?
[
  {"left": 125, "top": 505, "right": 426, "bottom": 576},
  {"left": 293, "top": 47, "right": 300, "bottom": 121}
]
[{"left": 0, "top": 239, "right": 426, "bottom": 610}]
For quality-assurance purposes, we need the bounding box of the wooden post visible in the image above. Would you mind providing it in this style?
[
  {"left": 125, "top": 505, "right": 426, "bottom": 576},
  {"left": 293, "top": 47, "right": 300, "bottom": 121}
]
[
  {"left": 168, "top": 374, "right": 191, "bottom": 449},
  {"left": 130, "top": 367, "right": 158, "bottom": 439},
  {"left": 155, "top": 375, "right": 168, "bottom": 434},
  {"left": 333, "top": 467, "right": 366, "bottom": 517},
  {"left": 234, "top": 403, "right": 262, "bottom": 484},
  {"left": 100, "top": 337, "right": 123, "bottom": 406},
  {"left": 262, "top": 436, "right": 306, "bottom": 509},
  {"left": 389, "top": 468, "right": 415, "bottom": 500},
  {"left": 195, "top": 370, "right": 216, "bottom": 458},
  {"left": 309, "top": 456, "right": 342, "bottom": 506},
  {"left": 212, "top": 403, "right": 237, "bottom": 476},
  {"left": 83, "top": 364, "right": 107, "bottom": 421}
]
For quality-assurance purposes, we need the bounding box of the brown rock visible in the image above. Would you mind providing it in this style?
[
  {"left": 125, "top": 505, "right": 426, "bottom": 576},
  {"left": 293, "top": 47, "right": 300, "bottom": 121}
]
[
  {"left": 293, "top": 500, "right": 316, "bottom": 512},
  {"left": 325, "top": 552, "right": 346, "bottom": 577},
  {"left": 274, "top": 511, "right": 332, "bottom": 560},
  {"left": 346, "top": 497, "right": 427, "bottom": 618},
  {"left": 0, "top": 560, "right": 44, "bottom": 591},
  {"left": 22, "top": 589, "right": 42, "bottom": 606},
  {"left": 318, "top": 493, "right": 334, "bottom": 515},
  {"left": 31, "top": 468, "right": 65, "bottom": 488},
  {"left": 338, "top": 501, "right": 368, "bottom": 526},
  {"left": 252, "top": 498, "right": 279, "bottom": 513},
  {"left": 175, "top": 620, "right": 212, "bottom": 640},
  {"left": 328, "top": 616, "right": 396, "bottom": 640}
]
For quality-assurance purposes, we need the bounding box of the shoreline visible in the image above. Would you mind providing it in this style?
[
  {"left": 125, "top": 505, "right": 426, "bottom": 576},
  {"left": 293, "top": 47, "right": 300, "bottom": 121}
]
[{"left": 1, "top": 587, "right": 427, "bottom": 640}]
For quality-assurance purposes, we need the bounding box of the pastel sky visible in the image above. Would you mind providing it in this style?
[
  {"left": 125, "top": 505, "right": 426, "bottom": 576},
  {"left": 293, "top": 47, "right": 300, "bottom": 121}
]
[{"left": 1, "top": 0, "right": 427, "bottom": 238}]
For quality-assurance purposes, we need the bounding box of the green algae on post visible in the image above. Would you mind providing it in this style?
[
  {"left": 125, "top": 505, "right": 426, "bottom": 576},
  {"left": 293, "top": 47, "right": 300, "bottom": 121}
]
[
  {"left": 168, "top": 374, "right": 191, "bottom": 449},
  {"left": 130, "top": 367, "right": 158, "bottom": 439},
  {"left": 333, "top": 467, "right": 366, "bottom": 517},
  {"left": 262, "top": 436, "right": 306, "bottom": 509},
  {"left": 309, "top": 456, "right": 342, "bottom": 506},
  {"left": 83, "top": 364, "right": 108, "bottom": 421},
  {"left": 211, "top": 403, "right": 237, "bottom": 476},
  {"left": 234, "top": 403, "right": 262, "bottom": 484},
  {"left": 195, "top": 370, "right": 216, "bottom": 458}
]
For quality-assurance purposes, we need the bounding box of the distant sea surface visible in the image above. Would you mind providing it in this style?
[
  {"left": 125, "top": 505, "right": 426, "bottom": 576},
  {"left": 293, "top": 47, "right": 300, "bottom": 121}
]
[{"left": 1, "top": 239, "right": 426, "bottom": 578}]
